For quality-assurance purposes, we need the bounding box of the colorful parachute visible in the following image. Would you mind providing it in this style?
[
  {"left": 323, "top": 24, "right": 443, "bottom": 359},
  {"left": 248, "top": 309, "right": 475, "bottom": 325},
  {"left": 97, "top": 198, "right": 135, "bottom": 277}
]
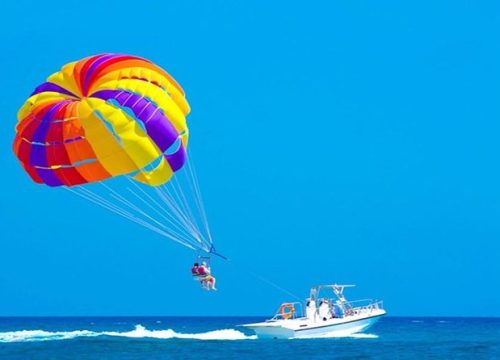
[
  {"left": 14, "top": 53, "right": 190, "bottom": 187},
  {"left": 13, "top": 54, "right": 218, "bottom": 256}
]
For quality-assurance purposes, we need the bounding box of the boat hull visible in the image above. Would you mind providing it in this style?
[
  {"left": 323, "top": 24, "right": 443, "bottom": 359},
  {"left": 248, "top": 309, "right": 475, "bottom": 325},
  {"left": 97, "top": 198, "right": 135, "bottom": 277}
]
[
  {"left": 292, "top": 314, "right": 382, "bottom": 339},
  {"left": 244, "top": 312, "right": 385, "bottom": 339}
]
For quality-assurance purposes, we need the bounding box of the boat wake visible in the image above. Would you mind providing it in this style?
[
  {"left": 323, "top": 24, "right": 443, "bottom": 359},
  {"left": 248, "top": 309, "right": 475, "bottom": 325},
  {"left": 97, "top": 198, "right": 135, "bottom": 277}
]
[{"left": 0, "top": 325, "right": 257, "bottom": 343}]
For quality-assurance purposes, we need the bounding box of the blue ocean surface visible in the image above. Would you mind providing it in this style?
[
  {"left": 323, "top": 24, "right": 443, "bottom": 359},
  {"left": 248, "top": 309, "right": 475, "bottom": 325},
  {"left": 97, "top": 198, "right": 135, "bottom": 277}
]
[{"left": 0, "top": 316, "right": 499, "bottom": 359}]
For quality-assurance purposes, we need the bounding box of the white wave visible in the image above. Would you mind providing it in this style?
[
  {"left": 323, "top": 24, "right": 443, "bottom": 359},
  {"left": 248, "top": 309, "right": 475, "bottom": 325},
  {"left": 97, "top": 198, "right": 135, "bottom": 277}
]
[
  {"left": 104, "top": 325, "right": 256, "bottom": 341},
  {"left": 0, "top": 325, "right": 256, "bottom": 343},
  {"left": 0, "top": 329, "right": 98, "bottom": 343}
]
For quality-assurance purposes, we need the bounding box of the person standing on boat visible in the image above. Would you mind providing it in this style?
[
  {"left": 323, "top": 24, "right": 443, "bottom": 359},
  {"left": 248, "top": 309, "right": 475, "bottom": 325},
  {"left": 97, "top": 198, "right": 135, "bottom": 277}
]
[
  {"left": 306, "top": 299, "right": 317, "bottom": 321},
  {"left": 318, "top": 299, "right": 332, "bottom": 321}
]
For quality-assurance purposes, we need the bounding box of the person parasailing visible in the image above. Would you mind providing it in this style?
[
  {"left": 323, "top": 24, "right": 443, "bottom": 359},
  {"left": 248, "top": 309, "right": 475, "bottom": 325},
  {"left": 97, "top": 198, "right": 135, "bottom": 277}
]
[
  {"left": 191, "top": 260, "right": 217, "bottom": 290},
  {"left": 200, "top": 261, "right": 217, "bottom": 291}
]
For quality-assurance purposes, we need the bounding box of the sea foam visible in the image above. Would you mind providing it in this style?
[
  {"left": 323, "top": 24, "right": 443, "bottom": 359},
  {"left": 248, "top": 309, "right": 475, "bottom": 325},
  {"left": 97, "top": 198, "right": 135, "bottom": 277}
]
[
  {"left": 0, "top": 329, "right": 98, "bottom": 342},
  {"left": 0, "top": 325, "right": 256, "bottom": 343}
]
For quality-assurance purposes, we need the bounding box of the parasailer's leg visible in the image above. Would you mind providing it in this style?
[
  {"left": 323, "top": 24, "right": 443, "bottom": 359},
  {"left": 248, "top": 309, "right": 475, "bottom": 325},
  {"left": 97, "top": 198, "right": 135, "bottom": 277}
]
[
  {"left": 206, "top": 275, "right": 217, "bottom": 291},
  {"left": 200, "top": 278, "right": 209, "bottom": 290}
]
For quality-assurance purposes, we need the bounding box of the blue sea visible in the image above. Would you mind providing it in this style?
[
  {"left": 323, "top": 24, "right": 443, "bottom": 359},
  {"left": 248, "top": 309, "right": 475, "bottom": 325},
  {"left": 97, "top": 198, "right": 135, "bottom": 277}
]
[{"left": 0, "top": 317, "right": 499, "bottom": 359}]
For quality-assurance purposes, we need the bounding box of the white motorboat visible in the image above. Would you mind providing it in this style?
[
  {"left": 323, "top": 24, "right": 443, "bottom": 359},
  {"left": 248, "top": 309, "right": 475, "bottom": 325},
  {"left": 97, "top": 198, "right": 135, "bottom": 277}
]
[{"left": 242, "top": 284, "right": 386, "bottom": 339}]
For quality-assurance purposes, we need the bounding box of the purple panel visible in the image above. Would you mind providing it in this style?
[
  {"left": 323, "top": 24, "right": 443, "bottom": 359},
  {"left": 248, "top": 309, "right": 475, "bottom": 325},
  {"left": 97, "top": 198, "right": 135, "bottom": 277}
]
[
  {"left": 166, "top": 144, "right": 186, "bottom": 172},
  {"left": 30, "top": 144, "right": 48, "bottom": 167},
  {"left": 137, "top": 101, "right": 155, "bottom": 118},
  {"left": 31, "top": 102, "right": 67, "bottom": 141},
  {"left": 35, "top": 168, "right": 63, "bottom": 187},
  {"left": 146, "top": 111, "right": 179, "bottom": 151},
  {"left": 30, "top": 102, "right": 67, "bottom": 167},
  {"left": 31, "top": 82, "right": 78, "bottom": 98},
  {"left": 30, "top": 120, "right": 51, "bottom": 143},
  {"left": 91, "top": 90, "right": 179, "bottom": 152}
]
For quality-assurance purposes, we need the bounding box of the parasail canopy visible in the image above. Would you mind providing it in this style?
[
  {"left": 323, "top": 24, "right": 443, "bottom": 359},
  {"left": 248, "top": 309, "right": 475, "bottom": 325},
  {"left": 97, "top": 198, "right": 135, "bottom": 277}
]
[
  {"left": 14, "top": 53, "right": 190, "bottom": 187},
  {"left": 13, "top": 54, "right": 218, "bottom": 256}
]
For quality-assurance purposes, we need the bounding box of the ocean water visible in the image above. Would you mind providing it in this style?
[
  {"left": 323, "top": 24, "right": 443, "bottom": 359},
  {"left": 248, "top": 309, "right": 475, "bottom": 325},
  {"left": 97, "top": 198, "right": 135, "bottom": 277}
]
[{"left": 0, "top": 317, "right": 499, "bottom": 359}]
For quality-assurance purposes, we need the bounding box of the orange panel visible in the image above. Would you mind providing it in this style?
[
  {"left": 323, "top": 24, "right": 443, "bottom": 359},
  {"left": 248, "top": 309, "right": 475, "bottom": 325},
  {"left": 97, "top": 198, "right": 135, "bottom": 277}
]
[{"left": 75, "top": 161, "right": 111, "bottom": 183}]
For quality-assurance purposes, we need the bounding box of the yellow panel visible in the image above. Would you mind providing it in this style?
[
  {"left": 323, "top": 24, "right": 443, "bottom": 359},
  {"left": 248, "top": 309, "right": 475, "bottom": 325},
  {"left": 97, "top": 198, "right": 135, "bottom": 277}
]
[
  {"left": 80, "top": 97, "right": 163, "bottom": 170},
  {"left": 47, "top": 61, "right": 82, "bottom": 98},
  {"left": 17, "top": 92, "right": 74, "bottom": 123},
  {"left": 133, "top": 156, "right": 174, "bottom": 186},
  {"left": 180, "top": 132, "right": 189, "bottom": 149},
  {"left": 77, "top": 99, "right": 138, "bottom": 175}
]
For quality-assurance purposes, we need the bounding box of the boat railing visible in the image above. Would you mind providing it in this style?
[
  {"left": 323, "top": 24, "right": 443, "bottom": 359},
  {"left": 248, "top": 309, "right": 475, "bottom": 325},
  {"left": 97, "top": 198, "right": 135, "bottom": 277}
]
[
  {"left": 319, "top": 298, "right": 383, "bottom": 317},
  {"left": 339, "top": 299, "right": 384, "bottom": 316},
  {"left": 268, "top": 302, "right": 304, "bottom": 321}
]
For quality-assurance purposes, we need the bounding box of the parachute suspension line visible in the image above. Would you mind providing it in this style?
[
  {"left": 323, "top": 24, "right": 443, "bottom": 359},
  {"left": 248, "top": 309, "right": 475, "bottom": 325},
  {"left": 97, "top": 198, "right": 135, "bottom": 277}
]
[
  {"left": 185, "top": 152, "right": 213, "bottom": 245},
  {"left": 98, "top": 182, "right": 201, "bottom": 248},
  {"left": 65, "top": 186, "right": 197, "bottom": 250},
  {"left": 220, "top": 256, "right": 300, "bottom": 299},
  {"left": 160, "top": 179, "right": 201, "bottom": 239},
  {"left": 68, "top": 186, "right": 135, "bottom": 220},
  {"left": 155, "top": 188, "right": 209, "bottom": 253},
  {"left": 174, "top": 152, "right": 215, "bottom": 252},
  {"left": 124, "top": 177, "right": 203, "bottom": 242},
  {"left": 170, "top": 175, "right": 194, "bottom": 225},
  {"left": 64, "top": 153, "right": 215, "bottom": 254},
  {"left": 155, "top": 184, "right": 205, "bottom": 244},
  {"left": 171, "top": 175, "right": 202, "bottom": 239},
  {"left": 124, "top": 184, "right": 200, "bottom": 243},
  {"left": 100, "top": 183, "right": 189, "bottom": 239},
  {"left": 77, "top": 185, "right": 198, "bottom": 249}
]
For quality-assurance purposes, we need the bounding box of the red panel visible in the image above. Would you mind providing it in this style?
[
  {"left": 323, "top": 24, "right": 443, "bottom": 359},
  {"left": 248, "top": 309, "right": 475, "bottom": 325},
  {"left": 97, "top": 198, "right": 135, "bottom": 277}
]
[
  {"left": 47, "top": 142, "right": 71, "bottom": 166},
  {"left": 18, "top": 117, "right": 39, "bottom": 141},
  {"left": 86, "top": 55, "right": 138, "bottom": 91},
  {"left": 18, "top": 101, "right": 60, "bottom": 141},
  {"left": 77, "top": 54, "right": 104, "bottom": 96},
  {"left": 14, "top": 138, "right": 31, "bottom": 165},
  {"left": 22, "top": 163, "right": 44, "bottom": 184},
  {"left": 55, "top": 167, "right": 88, "bottom": 186},
  {"left": 15, "top": 113, "right": 36, "bottom": 134},
  {"left": 45, "top": 121, "right": 64, "bottom": 143}
]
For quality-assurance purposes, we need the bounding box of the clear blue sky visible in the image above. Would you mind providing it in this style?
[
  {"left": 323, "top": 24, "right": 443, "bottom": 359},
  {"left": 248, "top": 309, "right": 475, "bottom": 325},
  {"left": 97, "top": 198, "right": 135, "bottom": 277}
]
[{"left": 0, "top": 0, "right": 499, "bottom": 317}]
